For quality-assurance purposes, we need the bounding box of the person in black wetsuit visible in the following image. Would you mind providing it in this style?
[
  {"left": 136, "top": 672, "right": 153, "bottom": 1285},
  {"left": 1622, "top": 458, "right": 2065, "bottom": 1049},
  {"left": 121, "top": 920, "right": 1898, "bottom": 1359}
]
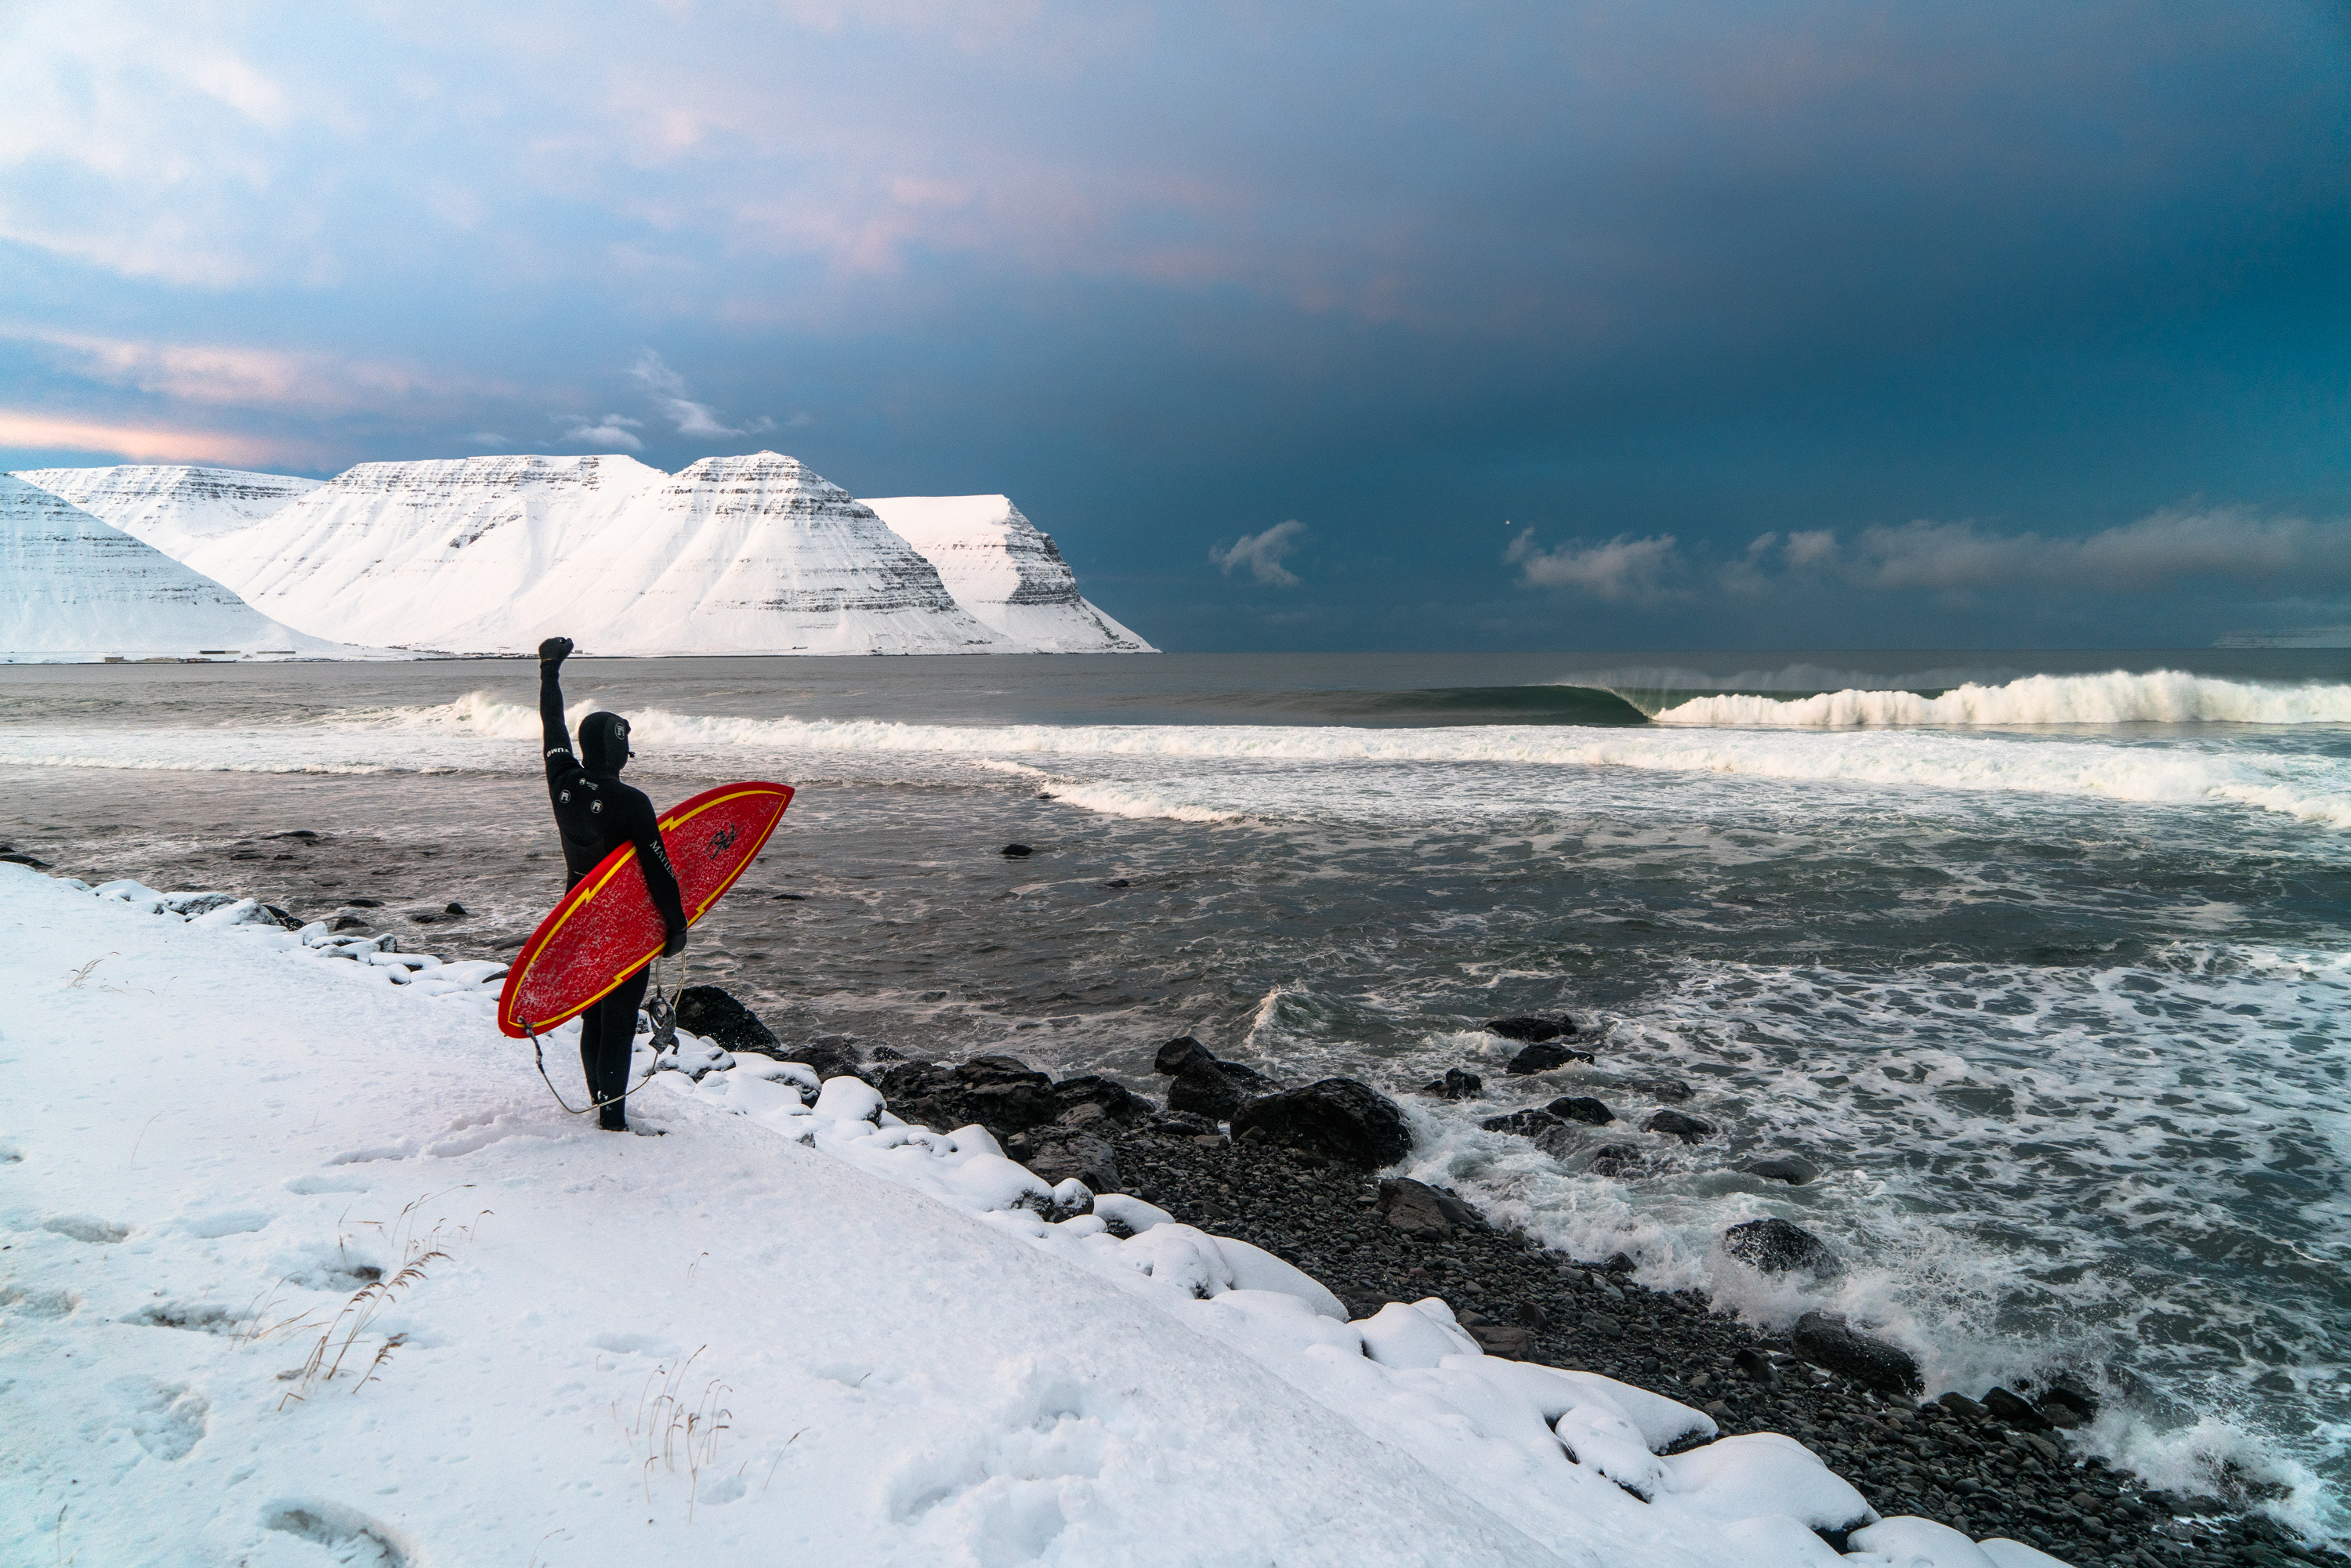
[{"left": 538, "top": 636, "right": 688, "bottom": 1131}]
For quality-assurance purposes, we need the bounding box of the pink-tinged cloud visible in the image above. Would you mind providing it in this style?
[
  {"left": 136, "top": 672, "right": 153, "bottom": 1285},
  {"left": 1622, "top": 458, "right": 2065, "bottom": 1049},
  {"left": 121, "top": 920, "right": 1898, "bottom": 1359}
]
[{"left": 0, "top": 411, "right": 299, "bottom": 467}]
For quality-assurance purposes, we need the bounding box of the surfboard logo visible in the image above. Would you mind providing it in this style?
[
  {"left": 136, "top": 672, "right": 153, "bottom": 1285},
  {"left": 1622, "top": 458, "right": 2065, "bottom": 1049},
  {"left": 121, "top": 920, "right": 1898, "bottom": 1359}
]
[{"left": 708, "top": 825, "right": 737, "bottom": 853}]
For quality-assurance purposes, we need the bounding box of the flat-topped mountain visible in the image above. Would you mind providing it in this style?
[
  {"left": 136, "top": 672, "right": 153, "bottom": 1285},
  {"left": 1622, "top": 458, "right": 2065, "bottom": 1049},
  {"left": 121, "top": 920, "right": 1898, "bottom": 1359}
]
[
  {"left": 864, "top": 493, "right": 1155, "bottom": 653},
  {"left": 13, "top": 464, "right": 320, "bottom": 561},
  {"left": 0, "top": 475, "right": 335, "bottom": 661}
]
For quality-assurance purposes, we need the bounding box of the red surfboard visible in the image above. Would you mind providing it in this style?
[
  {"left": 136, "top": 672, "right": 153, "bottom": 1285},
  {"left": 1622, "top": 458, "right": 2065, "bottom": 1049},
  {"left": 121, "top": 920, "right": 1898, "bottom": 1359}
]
[{"left": 498, "top": 780, "right": 793, "bottom": 1037}]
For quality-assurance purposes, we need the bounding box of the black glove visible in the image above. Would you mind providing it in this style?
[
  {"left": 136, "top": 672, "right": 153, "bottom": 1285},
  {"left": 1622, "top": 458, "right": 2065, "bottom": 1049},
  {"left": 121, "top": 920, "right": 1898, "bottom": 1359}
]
[
  {"left": 661, "top": 925, "right": 688, "bottom": 958},
  {"left": 538, "top": 636, "right": 574, "bottom": 665}
]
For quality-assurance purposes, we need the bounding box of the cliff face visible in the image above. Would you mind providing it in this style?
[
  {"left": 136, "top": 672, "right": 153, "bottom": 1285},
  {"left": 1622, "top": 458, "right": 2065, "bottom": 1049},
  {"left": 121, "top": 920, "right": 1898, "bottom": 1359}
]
[
  {"left": 175, "top": 451, "right": 1012, "bottom": 655},
  {"left": 0, "top": 476, "right": 329, "bottom": 659},
  {"left": 864, "top": 494, "right": 1156, "bottom": 652},
  {"left": 11, "top": 465, "right": 319, "bottom": 561}
]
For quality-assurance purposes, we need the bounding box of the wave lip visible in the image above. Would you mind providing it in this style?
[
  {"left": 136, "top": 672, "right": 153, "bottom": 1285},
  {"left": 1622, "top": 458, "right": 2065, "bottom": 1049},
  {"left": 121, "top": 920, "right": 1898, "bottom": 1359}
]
[{"left": 1652, "top": 671, "right": 2351, "bottom": 728}]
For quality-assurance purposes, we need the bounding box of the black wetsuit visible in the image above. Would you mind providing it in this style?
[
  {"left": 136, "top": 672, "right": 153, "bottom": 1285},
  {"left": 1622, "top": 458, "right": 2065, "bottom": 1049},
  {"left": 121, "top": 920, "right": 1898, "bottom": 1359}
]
[{"left": 541, "top": 656, "right": 687, "bottom": 1129}]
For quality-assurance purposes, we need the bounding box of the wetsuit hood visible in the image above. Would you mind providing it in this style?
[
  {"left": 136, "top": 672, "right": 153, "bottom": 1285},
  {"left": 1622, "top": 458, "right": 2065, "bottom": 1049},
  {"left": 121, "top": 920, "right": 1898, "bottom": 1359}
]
[{"left": 578, "top": 711, "right": 632, "bottom": 774}]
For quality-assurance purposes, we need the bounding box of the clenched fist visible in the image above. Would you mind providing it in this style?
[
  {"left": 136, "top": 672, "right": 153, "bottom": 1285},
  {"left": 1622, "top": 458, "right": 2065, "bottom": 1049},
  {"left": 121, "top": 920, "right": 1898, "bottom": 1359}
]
[{"left": 538, "top": 636, "right": 574, "bottom": 665}]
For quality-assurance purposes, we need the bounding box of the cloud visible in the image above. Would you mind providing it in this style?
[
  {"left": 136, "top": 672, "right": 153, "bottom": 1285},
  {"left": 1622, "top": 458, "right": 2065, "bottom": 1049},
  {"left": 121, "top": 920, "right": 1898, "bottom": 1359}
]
[
  {"left": 1787, "top": 508, "right": 2351, "bottom": 593},
  {"left": 629, "top": 350, "right": 770, "bottom": 438},
  {"left": 6, "top": 328, "right": 464, "bottom": 418},
  {"left": 468, "top": 431, "right": 508, "bottom": 445},
  {"left": 1507, "top": 530, "right": 1681, "bottom": 602},
  {"left": 1212, "top": 519, "right": 1306, "bottom": 586},
  {"left": 556, "top": 413, "right": 644, "bottom": 451},
  {"left": 0, "top": 409, "right": 302, "bottom": 466}
]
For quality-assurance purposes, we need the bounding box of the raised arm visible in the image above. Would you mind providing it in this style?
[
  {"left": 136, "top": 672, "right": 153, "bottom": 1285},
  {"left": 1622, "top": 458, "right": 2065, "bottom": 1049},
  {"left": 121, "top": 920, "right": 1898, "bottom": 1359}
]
[{"left": 538, "top": 636, "right": 575, "bottom": 780}]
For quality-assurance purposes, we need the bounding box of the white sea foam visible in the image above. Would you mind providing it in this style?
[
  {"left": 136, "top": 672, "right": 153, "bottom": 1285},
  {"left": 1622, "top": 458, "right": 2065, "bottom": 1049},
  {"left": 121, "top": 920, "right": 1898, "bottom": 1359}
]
[{"left": 1651, "top": 670, "right": 2351, "bottom": 729}]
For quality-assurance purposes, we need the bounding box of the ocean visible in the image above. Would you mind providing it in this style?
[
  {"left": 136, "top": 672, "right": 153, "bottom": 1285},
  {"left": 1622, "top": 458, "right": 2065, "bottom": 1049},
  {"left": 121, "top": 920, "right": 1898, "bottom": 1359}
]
[{"left": 3, "top": 647, "right": 2345, "bottom": 1537}]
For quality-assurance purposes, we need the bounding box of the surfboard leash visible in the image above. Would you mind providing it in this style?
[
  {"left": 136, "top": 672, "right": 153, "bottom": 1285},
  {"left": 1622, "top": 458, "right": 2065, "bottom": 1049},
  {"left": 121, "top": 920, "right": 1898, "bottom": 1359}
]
[{"left": 523, "top": 948, "right": 690, "bottom": 1117}]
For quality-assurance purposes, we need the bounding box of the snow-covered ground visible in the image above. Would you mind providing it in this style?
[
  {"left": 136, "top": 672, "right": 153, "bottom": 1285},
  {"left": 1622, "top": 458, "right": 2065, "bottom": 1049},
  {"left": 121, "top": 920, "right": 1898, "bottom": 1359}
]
[
  {"left": 0, "top": 475, "right": 347, "bottom": 663},
  {"left": 864, "top": 494, "right": 1155, "bottom": 653},
  {"left": 1, "top": 864, "right": 2066, "bottom": 1566}
]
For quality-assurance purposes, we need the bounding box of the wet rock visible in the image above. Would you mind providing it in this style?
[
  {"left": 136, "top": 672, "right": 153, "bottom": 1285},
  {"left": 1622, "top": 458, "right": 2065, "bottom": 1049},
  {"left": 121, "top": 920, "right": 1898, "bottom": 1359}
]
[
  {"left": 1486, "top": 1013, "right": 1578, "bottom": 1042},
  {"left": 1480, "top": 1107, "right": 1565, "bottom": 1138},
  {"left": 1982, "top": 1386, "right": 2054, "bottom": 1432},
  {"left": 1743, "top": 1155, "right": 1820, "bottom": 1186},
  {"left": 1792, "top": 1310, "right": 1922, "bottom": 1395},
  {"left": 1586, "top": 1143, "right": 1644, "bottom": 1177},
  {"left": 870, "top": 1045, "right": 904, "bottom": 1062},
  {"left": 1643, "top": 1109, "right": 1715, "bottom": 1142},
  {"left": 1546, "top": 1095, "right": 1614, "bottom": 1125},
  {"left": 1733, "top": 1347, "right": 1778, "bottom": 1386},
  {"left": 1168, "top": 1056, "right": 1248, "bottom": 1121},
  {"left": 1936, "top": 1391, "right": 1991, "bottom": 1423},
  {"left": 266, "top": 830, "right": 319, "bottom": 841},
  {"left": 1100, "top": 878, "right": 1130, "bottom": 889},
  {"left": 1418, "top": 1067, "right": 1484, "bottom": 1099},
  {"left": 1154, "top": 1036, "right": 1213, "bottom": 1075},
  {"left": 2037, "top": 1372, "right": 2099, "bottom": 1429},
  {"left": 1455, "top": 1312, "right": 1536, "bottom": 1358},
  {"left": 330, "top": 914, "right": 368, "bottom": 932},
  {"left": 0, "top": 851, "right": 53, "bottom": 868},
  {"left": 1021, "top": 1129, "right": 1120, "bottom": 1193},
  {"left": 949, "top": 1055, "right": 1060, "bottom": 1132},
  {"left": 675, "top": 986, "right": 781, "bottom": 1054},
  {"left": 1377, "top": 1177, "right": 1482, "bottom": 1239},
  {"left": 1722, "top": 1217, "right": 1840, "bottom": 1276},
  {"left": 1000, "top": 843, "right": 1034, "bottom": 857},
  {"left": 443, "top": 901, "right": 467, "bottom": 917},
  {"left": 1505, "top": 1041, "right": 1595, "bottom": 1074},
  {"left": 346, "top": 898, "right": 383, "bottom": 909},
  {"left": 1230, "top": 1078, "right": 1411, "bottom": 1168},
  {"left": 1622, "top": 1076, "right": 1694, "bottom": 1103},
  {"left": 798, "top": 1036, "right": 869, "bottom": 1084},
  {"left": 1052, "top": 1074, "right": 1150, "bottom": 1123}
]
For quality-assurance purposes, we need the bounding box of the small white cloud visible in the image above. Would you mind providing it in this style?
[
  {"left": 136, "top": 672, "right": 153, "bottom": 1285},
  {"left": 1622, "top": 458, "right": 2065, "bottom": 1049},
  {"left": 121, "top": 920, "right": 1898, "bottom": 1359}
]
[
  {"left": 1507, "top": 529, "right": 1680, "bottom": 601},
  {"left": 557, "top": 413, "right": 644, "bottom": 451},
  {"left": 468, "top": 430, "right": 508, "bottom": 445},
  {"left": 631, "top": 349, "right": 764, "bottom": 437},
  {"left": 661, "top": 397, "right": 740, "bottom": 437},
  {"left": 1784, "top": 528, "right": 1837, "bottom": 567},
  {"left": 629, "top": 349, "right": 688, "bottom": 397},
  {"left": 785, "top": 411, "right": 814, "bottom": 428},
  {"left": 1212, "top": 519, "right": 1307, "bottom": 586}
]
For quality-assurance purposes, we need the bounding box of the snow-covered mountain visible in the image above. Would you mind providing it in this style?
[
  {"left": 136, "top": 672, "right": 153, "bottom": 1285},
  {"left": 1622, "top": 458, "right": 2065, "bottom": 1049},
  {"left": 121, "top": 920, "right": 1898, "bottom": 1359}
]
[
  {"left": 863, "top": 494, "right": 1155, "bottom": 652},
  {"left": 11, "top": 463, "right": 318, "bottom": 561},
  {"left": 0, "top": 475, "right": 336, "bottom": 661},
  {"left": 173, "top": 451, "right": 1017, "bottom": 656}
]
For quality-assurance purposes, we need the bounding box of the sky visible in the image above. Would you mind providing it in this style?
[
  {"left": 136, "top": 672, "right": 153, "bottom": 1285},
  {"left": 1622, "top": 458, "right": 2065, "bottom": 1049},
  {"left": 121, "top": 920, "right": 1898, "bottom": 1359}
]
[{"left": 2, "top": 1, "right": 2347, "bottom": 652}]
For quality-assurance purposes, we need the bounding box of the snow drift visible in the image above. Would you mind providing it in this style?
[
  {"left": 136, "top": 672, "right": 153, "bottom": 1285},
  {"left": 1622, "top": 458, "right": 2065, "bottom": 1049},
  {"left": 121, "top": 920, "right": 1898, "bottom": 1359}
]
[
  {"left": 1, "top": 864, "right": 2072, "bottom": 1566},
  {"left": 11, "top": 463, "right": 318, "bottom": 560},
  {"left": 864, "top": 494, "right": 1154, "bottom": 652},
  {"left": 0, "top": 475, "right": 339, "bottom": 661}
]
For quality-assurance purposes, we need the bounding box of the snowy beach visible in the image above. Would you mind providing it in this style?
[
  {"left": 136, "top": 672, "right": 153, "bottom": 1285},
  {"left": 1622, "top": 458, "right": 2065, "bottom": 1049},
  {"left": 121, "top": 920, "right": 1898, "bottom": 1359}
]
[{"left": 1, "top": 861, "right": 2114, "bottom": 1567}]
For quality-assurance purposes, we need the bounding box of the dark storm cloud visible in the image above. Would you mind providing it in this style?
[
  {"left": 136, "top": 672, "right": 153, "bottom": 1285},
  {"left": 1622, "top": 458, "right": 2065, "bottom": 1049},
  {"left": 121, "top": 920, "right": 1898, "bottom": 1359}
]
[{"left": 2, "top": 1, "right": 2345, "bottom": 647}]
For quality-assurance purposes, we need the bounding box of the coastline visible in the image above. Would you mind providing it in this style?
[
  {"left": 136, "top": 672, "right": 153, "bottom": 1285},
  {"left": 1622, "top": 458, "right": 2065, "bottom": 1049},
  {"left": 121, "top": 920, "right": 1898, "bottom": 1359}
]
[{"left": 9, "top": 856, "right": 2346, "bottom": 1567}]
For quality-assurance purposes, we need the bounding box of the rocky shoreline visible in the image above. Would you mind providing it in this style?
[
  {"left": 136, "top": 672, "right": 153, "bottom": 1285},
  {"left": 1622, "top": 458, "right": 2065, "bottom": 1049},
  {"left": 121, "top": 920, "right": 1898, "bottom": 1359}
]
[{"left": 694, "top": 1009, "right": 2338, "bottom": 1568}]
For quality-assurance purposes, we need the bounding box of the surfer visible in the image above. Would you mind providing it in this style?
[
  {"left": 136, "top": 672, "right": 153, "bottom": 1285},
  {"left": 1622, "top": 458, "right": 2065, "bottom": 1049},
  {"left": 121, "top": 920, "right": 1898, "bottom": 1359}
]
[{"left": 538, "top": 636, "right": 689, "bottom": 1131}]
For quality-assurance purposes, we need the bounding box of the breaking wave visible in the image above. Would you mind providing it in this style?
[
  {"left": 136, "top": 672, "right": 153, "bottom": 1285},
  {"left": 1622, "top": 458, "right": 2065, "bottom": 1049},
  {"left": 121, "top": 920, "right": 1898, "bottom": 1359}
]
[{"left": 1651, "top": 670, "right": 2351, "bottom": 728}]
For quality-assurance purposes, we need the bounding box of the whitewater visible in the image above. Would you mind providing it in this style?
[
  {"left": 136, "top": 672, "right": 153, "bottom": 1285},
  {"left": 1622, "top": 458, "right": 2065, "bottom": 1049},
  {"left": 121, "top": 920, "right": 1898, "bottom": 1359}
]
[{"left": 3, "top": 648, "right": 2346, "bottom": 1549}]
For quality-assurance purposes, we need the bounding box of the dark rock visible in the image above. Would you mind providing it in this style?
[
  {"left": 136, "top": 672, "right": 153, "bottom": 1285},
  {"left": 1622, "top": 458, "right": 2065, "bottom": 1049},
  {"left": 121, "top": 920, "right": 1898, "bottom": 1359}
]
[
  {"left": 408, "top": 907, "right": 447, "bottom": 924},
  {"left": 443, "top": 901, "right": 467, "bottom": 917},
  {"left": 2038, "top": 1373, "right": 2099, "bottom": 1429},
  {"left": 1722, "top": 1217, "right": 1841, "bottom": 1276},
  {"left": 1545, "top": 1095, "right": 1614, "bottom": 1125},
  {"left": 1168, "top": 1057, "right": 1248, "bottom": 1120},
  {"left": 266, "top": 830, "right": 320, "bottom": 841},
  {"left": 870, "top": 1045, "right": 904, "bottom": 1062},
  {"left": 1516, "top": 1301, "right": 1549, "bottom": 1331},
  {"left": 675, "top": 986, "right": 781, "bottom": 1054},
  {"left": 1418, "top": 1067, "right": 1483, "bottom": 1099},
  {"left": 346, "top": 898, "right": 383, "bottom": 908},
  {"left": 1505, "top": 1041, "right": 1594, "bottom": 1074},
  {"left": 772, "top": 892, "right": 808, "bottom": 901},
  {"left": 1230, "top": 1078, "right": 1411, "bottom": 1168},
  {"left": 0, "top": 851, "right": 53, "bottom": 868},
  {"left": 1480, "top": 1107, "right": 1565, "bottom": 1138},
  {"left": 1982, "top": 1386, "right": 2054, "bottom": 1432},
  {"left": 331, "top": 914, "right": 368, "bottom": 932},
  {"left": 1000, "top": 843, "right": 1034, "bottom": 857},
  {"left": 1377, "top": 1177, "right": 1482, "bottom": 1239},
  {"left": 1643, "top": 1109, "right": 1715, "bottom": 1142},
  {"left": 1052, "top": 1075, "right": 1150, "bottom": 1123},
  {"left": 1154, "top": 1036, "right": 1213, "bottom": 1075},
  {"left": 1150, "top": 1109, "right": 1219, "bottom": 1138},
  {"left": 1101, "top": 878, "right": 1131, "bottom": 889},
  {"left": 950, "top": 1055, "right": 1060, "bottom": 1132},
  {"left": 1937, "top": 1392, "right": 1991, "bottom": 1422},
  {"left": 1486, "top": 1014, "right": 1575, "bottom": 1042},
  {"left": 1792, "top": 1310, "right": 1922, "bottom": 1395},
  {"left": 1733, "top": 1347, "right": 1778, "bottom": 1386},
  {"left": 799, "top": 1036, "right": 869, "bottom": 1084},
  {"left": 1023, "top": 1129, "right": 1120, "bottom": 1192},
  {"left": 1743, "top": 1156, "right": 1820, "bottom": 1186},
  {"left": 1622, "top": 1076, "right": 1694, "bottom": 1103},
  {"left": 1586, "top": 1143, "right": 1644, "bottom": 1177},
  {"left": 260, "top": 904, "right": 302, "bottom": 930},
  {"left": 1465, "top": 1320, "right": 1536, "bottom": 1358}
]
